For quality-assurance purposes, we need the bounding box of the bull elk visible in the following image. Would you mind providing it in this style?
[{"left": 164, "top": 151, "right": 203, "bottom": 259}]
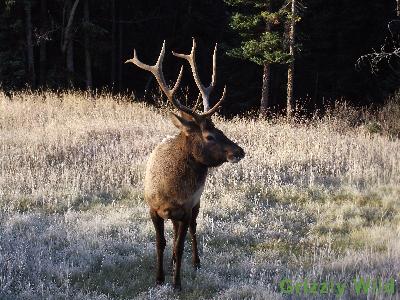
[{"left": 125, "top": 39, "right": 245, "bottom": 290}]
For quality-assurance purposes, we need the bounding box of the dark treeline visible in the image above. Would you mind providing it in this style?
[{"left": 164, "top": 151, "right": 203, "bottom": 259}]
[{"left": 0, "top": 0, "right": 398, "bottom": 115}]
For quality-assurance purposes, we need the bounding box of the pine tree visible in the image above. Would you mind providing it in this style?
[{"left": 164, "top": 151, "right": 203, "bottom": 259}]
[{"left": 224, "top": 0, "right": 291, "bottom": 116}]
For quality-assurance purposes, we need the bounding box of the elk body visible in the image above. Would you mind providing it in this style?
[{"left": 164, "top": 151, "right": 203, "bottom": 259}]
[{"left": 126, "top": 39, "right": 245, "bottom": 290}]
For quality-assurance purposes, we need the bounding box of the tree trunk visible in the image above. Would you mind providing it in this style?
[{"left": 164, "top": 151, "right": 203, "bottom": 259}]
[
  {"left": 118, "top": 2, "right": 123, "bottom": 91},
  {"left": 260, "top": 20, "right": 272, "bottom": 117},
  {"left": 24, "top": 0, "right": 36, "bottom": 88},
  {"left": 313, "top": 71, "right": 319, "bottom": 109},
  {"left": 39, "top": 0, "right": 47, "bottom": 86},
  {"left": 84, "top": 0, "right": 92, "bottom": 90},
  {"left": 66, "top": 38, "right": 74, "bottom": 87},
  {"left": 286, "top": 0, "right": 296, "bottom": 119},
  {"left": 260, "top": 63, "right": 271, "bottom": 117},
  {"left": 111, "top": 0, "right": 116, "bottom": 89},
  {"left": 63, "top": 0, "right": 80, "bottom": 87},
  {"left": 62, "top": 0, "right": 80, "bottom": 53},
  {"left": 397, "top": 0, "right": 400, "bottom": 17},
  {"left": 287, "top": 62, "right": 294, "bottom": 118}
]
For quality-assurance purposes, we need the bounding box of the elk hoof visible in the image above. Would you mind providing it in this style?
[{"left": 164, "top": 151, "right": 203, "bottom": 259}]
[
  {"left": 193, "top": 260, "right": 201, "bottom": 270},
  {"left": 173, "top": 282, "right": 182, "bottom": 291},
  {"left": 171, "top": 254, "right": 177, "bottom": 267},
  {"left": 156, "top": 275, "right": 165, "bottom": 285}
]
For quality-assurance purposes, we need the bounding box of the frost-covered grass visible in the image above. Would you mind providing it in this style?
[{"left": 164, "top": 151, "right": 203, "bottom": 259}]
[{"left": 0, "top": 91, "right": 399, "bottom": 299}]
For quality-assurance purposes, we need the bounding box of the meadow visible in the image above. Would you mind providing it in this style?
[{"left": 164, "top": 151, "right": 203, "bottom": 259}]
[{"left": 0, "top": 91, "right": 399, "bottom": 299}]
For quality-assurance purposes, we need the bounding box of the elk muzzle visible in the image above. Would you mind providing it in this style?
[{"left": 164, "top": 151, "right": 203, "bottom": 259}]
[{"left": 226, "top": 144, "right": 245, "bottom": 163}]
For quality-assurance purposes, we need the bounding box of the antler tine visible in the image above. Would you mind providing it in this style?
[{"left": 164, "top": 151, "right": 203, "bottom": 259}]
[
  {"left": 173, "top": 38, "right": 217, "bottom": 112},
  {"left": 170, "top": 65, "right": 184, "bottom": 98},
  {"left": 199, "top": 85, "right": 227, "bottom": 118},
  {"left": 210, "top": 43, "right": 217, "bottom": 89},
  {"left": 125, "top": 41, "right": 178, "bottom": 99},
  {"left": 192, "top": 93, "right": 202, "bottom": 112}
]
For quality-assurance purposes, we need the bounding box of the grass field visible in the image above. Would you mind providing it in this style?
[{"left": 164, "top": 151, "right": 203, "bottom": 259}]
[{"left": 0, "top": 91, "right": 399, "bottom": 299}]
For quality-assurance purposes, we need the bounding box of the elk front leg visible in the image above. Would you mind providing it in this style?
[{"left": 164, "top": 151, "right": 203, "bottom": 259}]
[
  {"left": 172, "top": 218, "right": 189, "bottom": 290},
  {"left": 189, "top": 203, "right": 200, "bottom": 269},
  {"left": 150, "top": 209, "right": 166, "bottom": 285},
  {"left": 171, "top": 220, "right": 179, "bottom": 269}
]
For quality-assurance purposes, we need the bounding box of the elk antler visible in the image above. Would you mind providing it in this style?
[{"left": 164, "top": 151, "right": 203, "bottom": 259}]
[
  {"left": 125, "top": 41, "right": 198, "bottom": 118},
  {"left": 125, "top": 40, "right": 226, "bottom": 121},
  {"left": 172, "top": 38, "right": 226, "bottom": 117}
]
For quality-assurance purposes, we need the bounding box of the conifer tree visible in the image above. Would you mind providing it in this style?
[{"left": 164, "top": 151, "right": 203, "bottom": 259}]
[{"left": 224, "top": 0, "right": 291, "bottom": 116}]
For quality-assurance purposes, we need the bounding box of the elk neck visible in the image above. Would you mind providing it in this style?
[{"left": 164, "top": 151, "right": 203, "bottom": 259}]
[{"left": 175, "top": 131, "right": 208, "bottom": 185}]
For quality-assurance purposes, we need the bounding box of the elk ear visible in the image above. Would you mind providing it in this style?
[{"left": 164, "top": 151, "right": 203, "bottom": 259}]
[
  {"left": 200, "top": 117, "right": 215, "bottom": 130},
  {"left": 170, "top": 112, "right": 198, "bottom": 135}
]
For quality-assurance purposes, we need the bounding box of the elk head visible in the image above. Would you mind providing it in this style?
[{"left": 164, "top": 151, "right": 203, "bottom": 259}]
[
  {"left": 170, "top": 112, "right": 244, "bottom": 167},
  {"left": 125, "top": 39, "right": 245, "bottom": 167}
]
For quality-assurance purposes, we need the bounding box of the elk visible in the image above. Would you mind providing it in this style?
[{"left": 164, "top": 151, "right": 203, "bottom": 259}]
[{"left": 125, "top": 39, "right": 245, "bottom": 290}]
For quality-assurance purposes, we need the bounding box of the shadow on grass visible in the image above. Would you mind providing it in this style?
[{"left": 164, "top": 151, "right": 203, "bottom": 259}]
[
  {"left": 4, "top": 187, "right": 145, "bottom": 214},
  {"left": 70, "top": 255, "right": 155, "bottom": 299}
]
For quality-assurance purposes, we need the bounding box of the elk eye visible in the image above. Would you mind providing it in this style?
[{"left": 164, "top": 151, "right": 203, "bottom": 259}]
[{"left": 206, "top": 135, "right": 215, "bottom": 141}]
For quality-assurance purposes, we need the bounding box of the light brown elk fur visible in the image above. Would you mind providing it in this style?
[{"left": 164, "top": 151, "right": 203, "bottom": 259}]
[{"left": 126, "top": 39, "right": 245, "bottom": 290}]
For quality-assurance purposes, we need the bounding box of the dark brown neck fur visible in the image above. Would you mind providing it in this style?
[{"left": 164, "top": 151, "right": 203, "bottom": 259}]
[{"left": 176, "top": 132, "right": 208, "bottom": 185}]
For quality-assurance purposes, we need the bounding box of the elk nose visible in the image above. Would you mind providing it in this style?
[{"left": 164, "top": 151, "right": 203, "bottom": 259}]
[
  {"left": 226, "top": 144, "right": 245, "bottom": 163},
  {"left": 235, "top": 146, "right": 245, "bottom": 160},
  {"left": 227, "top": 146, "right": 245, "bottom": 163}
]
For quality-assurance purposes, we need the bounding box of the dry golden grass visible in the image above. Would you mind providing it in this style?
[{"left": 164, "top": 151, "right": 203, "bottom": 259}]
[{"left": 0, "top": 91, "right": 399, "bottom": 299}]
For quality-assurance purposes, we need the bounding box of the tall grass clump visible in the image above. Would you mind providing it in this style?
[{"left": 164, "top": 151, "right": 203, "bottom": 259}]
[
  {"left": 323, "top": 91, "right": 400, "bottom": 138},
  {"left": 0, "top": 90, "right": 399, "bottom": 299},
  {"left": 376, "top": 91, "right": 400, "bottom": 138}
]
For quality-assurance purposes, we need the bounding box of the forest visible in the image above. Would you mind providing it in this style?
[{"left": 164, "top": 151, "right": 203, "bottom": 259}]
[{"left": 0, "top": 0, "right": 399, "bottom": 116}]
